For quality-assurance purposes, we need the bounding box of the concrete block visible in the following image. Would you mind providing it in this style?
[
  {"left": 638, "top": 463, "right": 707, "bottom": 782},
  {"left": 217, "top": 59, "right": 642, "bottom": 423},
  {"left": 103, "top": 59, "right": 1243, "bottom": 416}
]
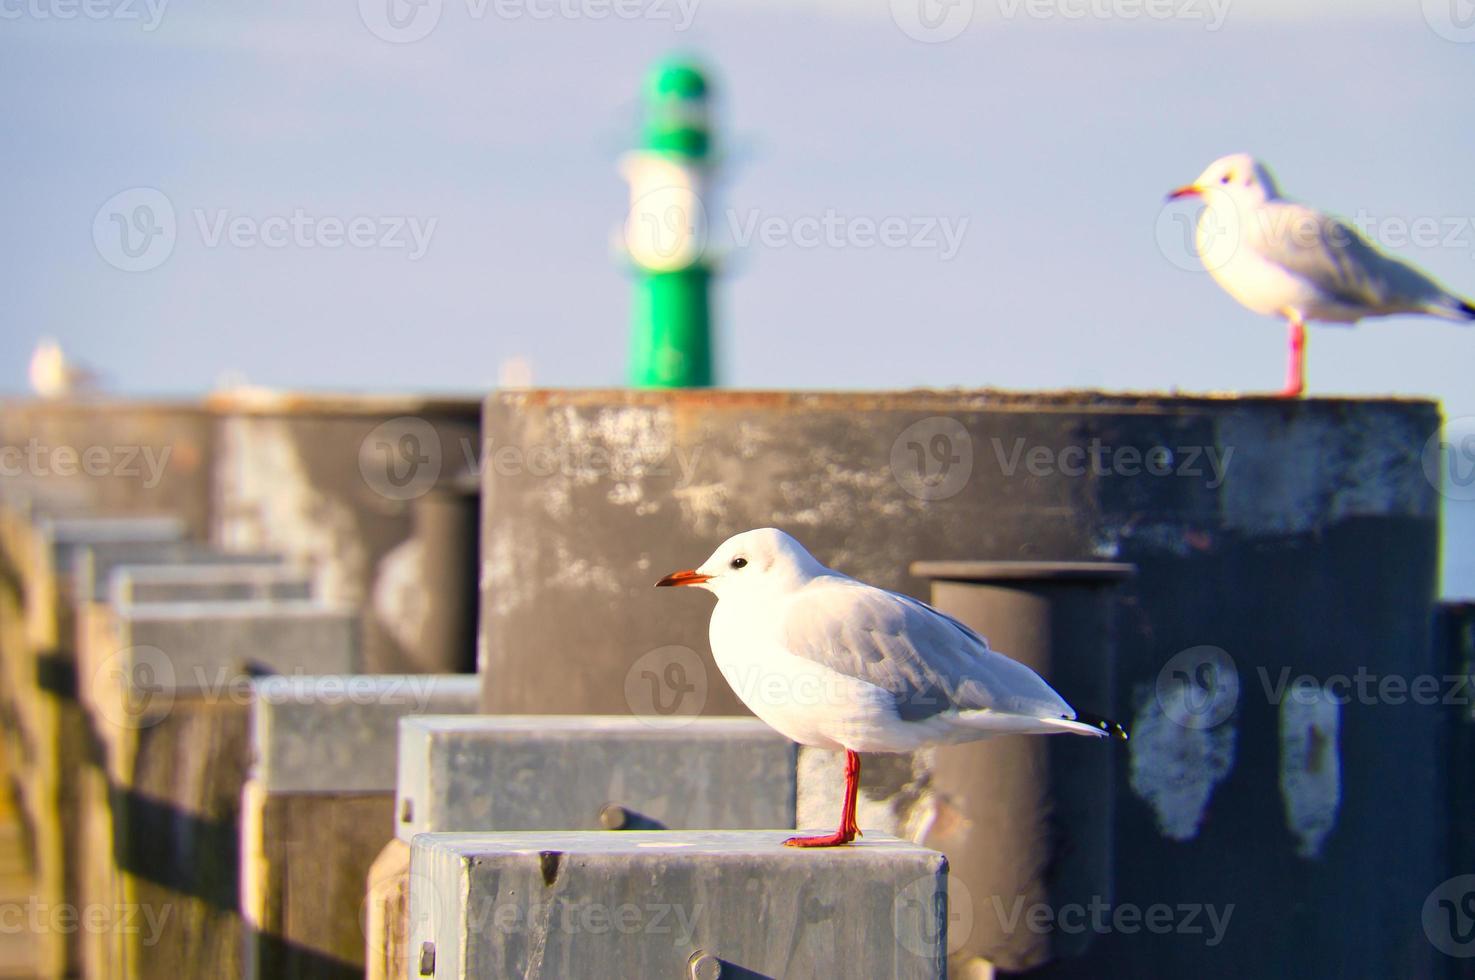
[
  {"left": 113, "top": 563, "right": 312, "bottom": 605},
  {"left": 37, "top": 514, "right": 185, "bottom": 575},
  {"left": 0, "top": 399, "right": 214, "bottom": 536},
  {"left": 77, "top": 539, "right": 283, "bottom": 602},
  {"left": 395, "top": 716, "right": 795, "bottom": 842},
  {"left": 209, "top": 395, "right": 482, "bottom": 674},
  {"left": 104, "top": 601, "right": 359, "bottom": 696},
  {"left": 0, "top": 514, "right": 183, "bottom": 978},
  {"left": 249, "top": 675, "right": 481, "bottom": 794},
  {"left": 364, "top": 838, "right": 412, "bottom": 980},
  {"left": 240, "top": 676, "right": 480, "bottom": 977},
  {"left": 479, "top": 389, "right": 1444, "bottom": 977},
  {"left": 409, "top": 830, "right": 947, "bottom": 979}
]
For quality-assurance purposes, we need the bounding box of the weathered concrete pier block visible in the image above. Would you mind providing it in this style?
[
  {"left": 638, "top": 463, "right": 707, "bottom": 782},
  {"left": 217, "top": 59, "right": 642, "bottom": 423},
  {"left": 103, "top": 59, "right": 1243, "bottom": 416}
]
[
  {"left": 94, "top": 600, "right": 359, "bottom": 697},
  {"left": 409, "top": 831, "right": 947, "bottom": 979},
  {"left": 0, "top": 399, "right": 214, "bottom": 536},
  {"left": 76, "top": 603, "right": 360, "bottom": 979},
  {"left": 375, "top": 716, "right": 795, "bottom": 979},
  {"left": 112, "top": 562, "right": 312, "bottom": 605},
  {"left": 241, "top": 675, "right": 479, "bottom": 979},
  {"left": 480, "top": 389, "right": 1442, "bottom": 978},
  {"left": 208, "top": 392, "right": 481, "bottom": 674},
  {"left": 395, "top": 716, "right": 796, "bottom": 841},
  {"left": 0, "top": 513, "right": 186, "bottom": 979},
  {"left": 73, "top": 539, "right": 282, "bottom": 603}
]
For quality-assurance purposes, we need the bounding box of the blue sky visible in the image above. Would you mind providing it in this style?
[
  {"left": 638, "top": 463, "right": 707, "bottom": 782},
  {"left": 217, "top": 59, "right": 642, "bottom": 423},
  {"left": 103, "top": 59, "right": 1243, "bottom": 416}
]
[{"left": 4, "top": 0, "right": 1473, "bottom": 589}]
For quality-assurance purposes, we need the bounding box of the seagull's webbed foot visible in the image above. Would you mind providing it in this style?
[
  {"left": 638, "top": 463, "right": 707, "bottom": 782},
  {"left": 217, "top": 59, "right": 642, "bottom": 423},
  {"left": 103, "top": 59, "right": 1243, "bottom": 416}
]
[{"left": 783, "top": 829, "right": 858, "bottom": 848}]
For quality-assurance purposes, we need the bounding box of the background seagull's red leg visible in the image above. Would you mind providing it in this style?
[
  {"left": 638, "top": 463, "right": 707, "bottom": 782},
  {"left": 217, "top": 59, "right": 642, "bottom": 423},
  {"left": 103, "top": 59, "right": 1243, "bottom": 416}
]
[{"left": 1281, "top": 315, "right": 1306, "bottom": 397}]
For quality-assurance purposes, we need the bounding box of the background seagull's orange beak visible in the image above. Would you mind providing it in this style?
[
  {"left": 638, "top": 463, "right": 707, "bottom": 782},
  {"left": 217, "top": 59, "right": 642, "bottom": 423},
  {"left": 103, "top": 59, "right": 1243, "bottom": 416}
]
[
  {"left": 656, "top": 569, "right": 711, "bottom": 587},
  {"left": 1167, "top": 184, "right": 1202, "bottom": 201}
]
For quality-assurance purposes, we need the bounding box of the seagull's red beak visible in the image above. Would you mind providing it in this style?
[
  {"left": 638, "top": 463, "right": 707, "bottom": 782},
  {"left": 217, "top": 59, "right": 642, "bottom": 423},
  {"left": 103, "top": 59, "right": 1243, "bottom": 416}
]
[
  {"left": 655, "top": 569, "right": 711, "bottom": 588},
  {"left": 1167, "top": 184, "right": 1202, "bottom": 201}
]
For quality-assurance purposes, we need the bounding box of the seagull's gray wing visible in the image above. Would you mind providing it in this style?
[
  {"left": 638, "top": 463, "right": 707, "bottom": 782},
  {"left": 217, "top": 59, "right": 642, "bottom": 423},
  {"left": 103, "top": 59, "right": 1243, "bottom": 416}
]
[
  {"left": 1251, "top": 201, "right": 1454, "bottom": 315},
  {"left": 781, "top": 577, "right": 1074, "bottom": 722}
]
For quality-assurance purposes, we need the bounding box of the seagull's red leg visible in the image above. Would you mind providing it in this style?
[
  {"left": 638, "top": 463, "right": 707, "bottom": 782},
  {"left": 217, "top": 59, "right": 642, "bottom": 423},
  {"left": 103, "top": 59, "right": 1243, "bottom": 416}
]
[
  {"left": 785, "top": 750, "right": 861, "bottom": 848},
  {"left": 1280, "top": 316, "right": 1306, "bottom": 398}
]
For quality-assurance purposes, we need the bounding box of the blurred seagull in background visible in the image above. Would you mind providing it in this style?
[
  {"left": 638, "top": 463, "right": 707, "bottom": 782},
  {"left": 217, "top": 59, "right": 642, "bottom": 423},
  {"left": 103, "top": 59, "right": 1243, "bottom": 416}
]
[
  {"left": 1169, "top": 153, "right": 1475, "bottom": 397},
  {"left": 29, "top": 337, "right": 99, "bottom": 400},
  {"left": 657, "top": 528, "right": 1125, "bottom": 848}
]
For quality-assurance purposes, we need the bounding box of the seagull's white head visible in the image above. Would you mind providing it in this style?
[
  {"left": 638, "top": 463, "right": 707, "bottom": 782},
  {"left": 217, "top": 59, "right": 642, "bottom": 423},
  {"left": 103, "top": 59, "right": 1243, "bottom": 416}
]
[
  {"left": 1168, "top": 153, "right": 1282, "bottom": 208},
  {"left": 655, "top": 527, "right": 829, "bottom": 601}
]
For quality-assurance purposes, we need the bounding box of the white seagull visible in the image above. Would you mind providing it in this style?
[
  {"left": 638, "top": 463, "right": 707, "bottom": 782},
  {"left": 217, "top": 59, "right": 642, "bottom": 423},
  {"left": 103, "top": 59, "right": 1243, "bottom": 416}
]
[
  {"left": 657, "top": 528, "right": 1125, "bottom": 848},
  {"left": 29, "top": 337, "right": 99, "bottom": 400},
  {"left": 1169, "top": 153, "right": 1474, "bottom": 397}
]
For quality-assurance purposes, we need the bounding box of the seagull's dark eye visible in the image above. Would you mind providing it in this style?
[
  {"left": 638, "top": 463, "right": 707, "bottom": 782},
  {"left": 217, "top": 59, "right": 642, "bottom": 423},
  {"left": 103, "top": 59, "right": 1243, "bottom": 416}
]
[
  {"left": 1221, "top": 173, "right": 1233, "bottom": 184},
  {"left": 729, "top": 557, "right": 747, "bottom": 570}
]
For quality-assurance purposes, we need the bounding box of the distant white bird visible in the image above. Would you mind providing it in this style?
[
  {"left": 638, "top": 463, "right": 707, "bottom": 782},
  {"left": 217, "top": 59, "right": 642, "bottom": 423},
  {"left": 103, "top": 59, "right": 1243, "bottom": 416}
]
[
  {"left": 1169, "top": 154, "right": 1475, "bottom": 397},
  {"left": 657, "top": 528, "right": 1124, "bottom": 848},
  {"left": 28, "top": 337, "right": 98, "bottom": 399}
]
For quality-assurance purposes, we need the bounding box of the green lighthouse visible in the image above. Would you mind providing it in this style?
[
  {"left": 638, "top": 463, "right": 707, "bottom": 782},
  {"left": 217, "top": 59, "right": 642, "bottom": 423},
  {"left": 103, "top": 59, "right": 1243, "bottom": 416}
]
[{"left": 621, "top": 58, "right": 715, "bottom": 388}]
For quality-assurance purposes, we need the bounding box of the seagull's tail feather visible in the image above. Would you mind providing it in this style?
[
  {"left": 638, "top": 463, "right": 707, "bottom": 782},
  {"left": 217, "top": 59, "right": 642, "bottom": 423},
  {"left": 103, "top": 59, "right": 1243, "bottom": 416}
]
[
  {"left": 949, "top": 709, "right": 1129, "bottom": 739},
  {"left": 1424, "top": 295, "right": 1475, "bottom": 322}
]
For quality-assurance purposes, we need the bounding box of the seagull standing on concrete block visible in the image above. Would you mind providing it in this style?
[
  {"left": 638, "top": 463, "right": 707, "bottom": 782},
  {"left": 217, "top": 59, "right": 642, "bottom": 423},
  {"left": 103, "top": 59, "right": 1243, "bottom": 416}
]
[
  {"left": 29, "top": 337, "right": 99, "bottom": 400},
  {"left": 1169, "top": 153, "right": 1475, "bottom": 397},
  {"left": 657, "top": 528, "right": 1125, "bottom": 848}
]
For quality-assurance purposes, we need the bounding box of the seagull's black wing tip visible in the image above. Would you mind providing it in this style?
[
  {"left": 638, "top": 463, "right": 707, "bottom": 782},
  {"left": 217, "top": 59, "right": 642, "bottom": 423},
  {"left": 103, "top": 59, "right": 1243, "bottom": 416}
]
[{"left": 1077, "top": 711, "right": 1129, "bottom": 742}]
